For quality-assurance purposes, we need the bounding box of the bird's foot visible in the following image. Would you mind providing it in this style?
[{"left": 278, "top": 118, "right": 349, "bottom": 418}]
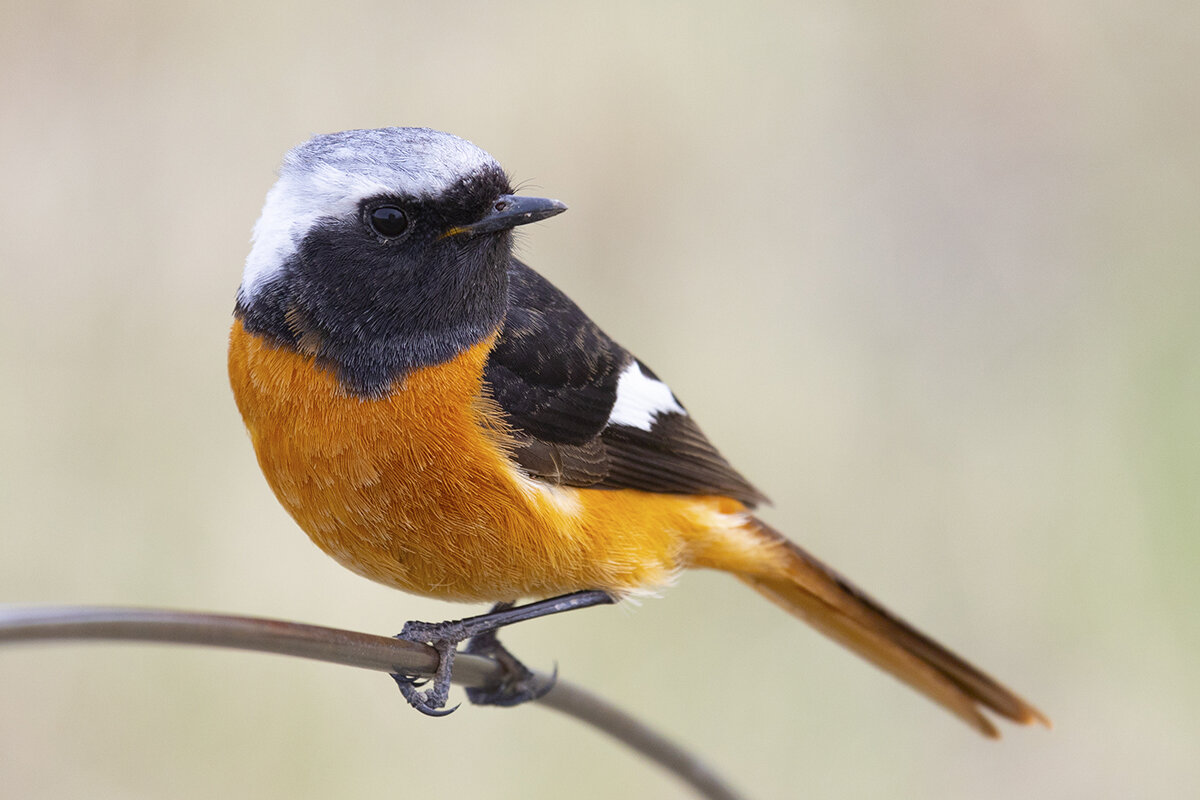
[
  {"left": 391, "top": 617, "right": 469, "bottom": 716},
  {"left": 390, "top": 590, "right": 614, "bottom": 716},
  {"left": 463, "top": 624, "right": 557, "bottom": 707}
]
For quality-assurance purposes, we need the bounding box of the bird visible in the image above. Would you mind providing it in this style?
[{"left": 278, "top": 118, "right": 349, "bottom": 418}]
[{"left": 228, "top": 126, "right": 1048, "bottom": 735}]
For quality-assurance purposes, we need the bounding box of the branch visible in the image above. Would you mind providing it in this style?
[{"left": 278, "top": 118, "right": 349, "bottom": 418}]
[{"left": 0, "top": 605, "right": 747, "bottom": 800}]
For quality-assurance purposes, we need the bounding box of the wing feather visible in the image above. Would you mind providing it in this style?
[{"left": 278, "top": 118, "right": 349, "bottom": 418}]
[{"left": 484, "top": 261, "right": 767, "bottom": 507}]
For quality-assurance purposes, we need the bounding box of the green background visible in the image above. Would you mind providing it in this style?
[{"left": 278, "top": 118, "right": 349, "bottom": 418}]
[{"left": 2, "top": 2, "right": 1197, "bottom": 797}]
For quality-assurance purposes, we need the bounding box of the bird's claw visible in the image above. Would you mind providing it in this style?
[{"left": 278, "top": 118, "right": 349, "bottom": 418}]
[
  {"left": 391, "top": 624, "right": 464, "bottom": 716},
  {"left": 391, "top": 672, "right": 461, "bottom": 716},
  {"left": 388, "top": 592, "right": 614, "bottom": 716},
  {"left": 463, "top": 629, "right": 556, "bottom": 706}
]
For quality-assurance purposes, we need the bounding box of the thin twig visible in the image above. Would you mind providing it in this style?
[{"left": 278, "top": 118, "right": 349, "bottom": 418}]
[{"left": 0, "top": 605, "right": 748, "bottom": 800}]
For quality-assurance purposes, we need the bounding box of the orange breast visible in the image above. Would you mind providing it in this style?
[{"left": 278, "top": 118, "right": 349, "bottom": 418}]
[{"left": 227, "top": 321, "right": 773, "bottom": 602}]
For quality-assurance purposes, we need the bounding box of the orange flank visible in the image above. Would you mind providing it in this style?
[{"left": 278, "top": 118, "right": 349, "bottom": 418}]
[{"left": 228, "top": 320, "right": 776, "bottom": 603}]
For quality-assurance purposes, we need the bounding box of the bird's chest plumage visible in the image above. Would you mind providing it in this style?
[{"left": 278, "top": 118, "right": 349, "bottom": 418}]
[{"left": 229, "top": 320, "right": 574, "bottom": 600}]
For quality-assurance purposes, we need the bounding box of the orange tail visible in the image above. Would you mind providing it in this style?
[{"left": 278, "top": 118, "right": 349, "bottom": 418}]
[{"left": 737, "top": 519, "right": 1049, "bottom": 737}]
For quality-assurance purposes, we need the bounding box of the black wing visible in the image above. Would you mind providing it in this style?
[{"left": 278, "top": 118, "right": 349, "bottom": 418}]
[{"left": 483, "top": 260, "right": 768, "bottom": 508}]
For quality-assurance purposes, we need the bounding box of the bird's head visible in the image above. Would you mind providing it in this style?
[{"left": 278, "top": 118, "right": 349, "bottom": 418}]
[{"left": 235, "top": 127, "right": 566, "bottom": 396}]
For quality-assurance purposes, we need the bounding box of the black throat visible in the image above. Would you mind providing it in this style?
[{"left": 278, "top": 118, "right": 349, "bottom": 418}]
[{"left": 235, "top": 226, "right": 512, "bottom": 398}]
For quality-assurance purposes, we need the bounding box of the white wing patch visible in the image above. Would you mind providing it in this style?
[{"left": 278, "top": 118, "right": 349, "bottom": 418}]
[{"left": 607, "top": 361, "right": 686, "bottom": 431}]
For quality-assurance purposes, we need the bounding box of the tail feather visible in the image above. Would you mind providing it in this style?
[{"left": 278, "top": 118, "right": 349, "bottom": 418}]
[{"left": 741, "top": 519, "right": 1049, "bottom": 737}]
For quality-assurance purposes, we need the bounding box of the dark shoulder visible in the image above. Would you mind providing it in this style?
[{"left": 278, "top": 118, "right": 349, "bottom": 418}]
[
  {"left": 484, "top": 260, "right": 767, "bottom": 508},
  {"left": 484, "top": 261, "right": 627, "bottom": 445}
]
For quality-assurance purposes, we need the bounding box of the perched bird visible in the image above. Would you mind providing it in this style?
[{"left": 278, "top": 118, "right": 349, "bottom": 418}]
[{"left": 228, "top": 127, "right": 1048, "bottom": 735}]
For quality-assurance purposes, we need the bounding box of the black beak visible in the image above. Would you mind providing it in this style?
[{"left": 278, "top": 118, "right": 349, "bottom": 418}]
[{"left": 451, "top": 194, "right": 568, "bottom": 237}]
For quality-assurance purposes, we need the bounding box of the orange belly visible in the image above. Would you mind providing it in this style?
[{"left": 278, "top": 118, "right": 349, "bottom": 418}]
[{"left": 228, "top": 321, "right": 773, "bottom": 602}]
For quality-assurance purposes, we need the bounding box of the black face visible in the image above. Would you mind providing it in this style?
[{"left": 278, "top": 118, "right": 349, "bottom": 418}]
[{"left": 237, "top": 168, "right": 516, "bottom": 397}]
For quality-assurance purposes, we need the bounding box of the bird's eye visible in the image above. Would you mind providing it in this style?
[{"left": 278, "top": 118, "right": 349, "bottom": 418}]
[{"left": 368, "top": 205, "right": 409, "bottom": 238}]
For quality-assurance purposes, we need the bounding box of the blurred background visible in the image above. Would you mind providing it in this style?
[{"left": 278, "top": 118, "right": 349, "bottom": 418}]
[{"left": 2, "top": 1, "right": 1197, "bottom": 798}]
